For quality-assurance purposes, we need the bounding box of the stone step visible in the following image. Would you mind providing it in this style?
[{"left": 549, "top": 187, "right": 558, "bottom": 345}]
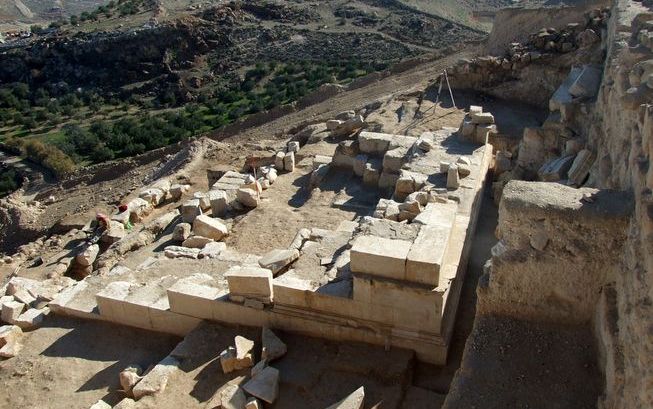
[{"left": 49, "top": 280, "right": 102, "bottom": 321}]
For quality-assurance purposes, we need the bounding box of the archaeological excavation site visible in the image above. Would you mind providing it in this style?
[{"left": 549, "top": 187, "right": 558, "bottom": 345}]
[{"left": 0, "top": 0, "right": 651, "bottom": 408}]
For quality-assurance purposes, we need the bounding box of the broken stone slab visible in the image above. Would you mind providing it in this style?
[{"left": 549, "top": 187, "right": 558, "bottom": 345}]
[
  {"left": 569, "top": 65, "right": 602, "bottom": 99},
  {"left": 549, "top": 66, "right": 584, "bottom": 112},
  {"left": 235, "top": 335, "right": 255, "bottom": 362},
  {"left": 193, "top": 215, "right": 229, "bottom": 241},
  {"left": 262, "top": 327, "right": 287, "bottom": 362},
  {"left": 15, "top": 307, "right": 49, "bottom": 330},
  {"left": 199, "top": 242, "right": 226, "bottom": 259},
  {"left": 289, "top": 228, "right": 310, "bottom": 251},
  {"left": 170, "top": 184, "right": 190, "bottom": 201},
  {"left": 538, "top": 154, "right": 576, "bottom": 182},
  {"left": 76, "top": 244, "right": 100, "bottom": 267},
  {"left": 567, "top": 149, "right": 595, "bottom": 186},
  {"left": 1, "top": 301, "right": 25, "bottom": 324},
  {"left": 243, "top": 366, "right": 280, "bottom": 404},
  {"left": 325, "top": 386, "right": 365, "bottom": 409},
  {"left": 182, "top": 236, "right": 214, "bottom": 249},
  {"left": 225, "top": 266, "right": 274, "bottom": 302},
  {"left": 0, "top": 325, "right": 23, "bottom": 358},
  {"left": 358, "top": 131, "right": 393, "bottom": 154},
  {"left": 350, "top": 236, "right": 412, "bottom": 280},
  {"left": 181, "top": 199, "right": 203, "bottom": 223},
  {"left": 220, "top": 346, "right": 240, "bottom": 373},
  {"left": 237, "top": 188, "right": 260, "bottom": 208},
  {"left": 470, "top": 112, "right": 495, "bottom": 125},
  {"left": 12, "top": 288, "right": 36, "bottom": 306},
  {"left": 258, "top": 249, "right": 300, "bottom": 275},
  {"left": 132, "top": 355, "right": 179, "bottom": 400},
  {"left": 416, "top": 133, "right": 435, "bottom": 151},
  {"left": 164, "top": 246, "right": 200, "bottom": 259},
  {"left": 251, "top": 359, "right": 267, "bottom": 378},
  {"left": 172, "top": 223, "right": 191, "bottom": 241}
]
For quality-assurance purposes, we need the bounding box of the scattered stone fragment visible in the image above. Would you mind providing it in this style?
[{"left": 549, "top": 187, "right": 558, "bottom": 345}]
[
  {"left": 172, "top": 223, "right": 192, "bottom": 241},
  {"left": 235, "top": 335, "right": 255, "bottom": 362},
  {"left": 15, "top": 307, "right": 49, "bottom": 330},
  {"left": 246, "top": 397, "right": 262, "bottom": 409},
  {"left": 287, "top": 141, "right": 300, "bottom": 153},
  {"left": 193, "top": 215, "right": 229, "bottom": 240},
  {"left": 170, "top": 184, "right": 190, "bottom": 201},
  {"left": 0, "top": 325, "right": 23, "bottom": 358},
  {"left": 237, "top": 188, "right": 260, "bottom": 208},
  {"left": 12, "top": 289, "right": 35, "bottom": 306},
  {"left": 182, "top": 236, "right": 214, "bottom": 249},
  {"left": 164, "top": 246, "right": 200, "bottom": 259},
  {"left": 325, "top": 386, "right": 365, "bottom": 409},
  {"left": 261, "top": 327, "right": 287, "bottom": 362},
  {"left": 199, "top": 242, "right": 227, "bottom": 259},
  {"left": 220, "top": 346, "right": 239, "bottom": 374},
  {"left": 120, "top": 365, "right": 143, "bottom": 396},
  {"left": 243, "top": 366, "right": 280, "bottom": 404},
  {"left": 76, "top": 244, "right": 100, "bottom": 267},
  {"left": 258, "top": 249, "right": 300, "bottom": 275},
  {"left": 132, "top": 355, "right": 179, "bottom": 400}
]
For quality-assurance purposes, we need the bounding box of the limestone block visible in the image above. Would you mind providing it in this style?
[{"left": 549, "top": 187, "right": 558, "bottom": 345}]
[
  {"left": 332, "top": 115, "right": 365, "bottom": 137},
  {"left": 258, "top": 249, "right": 299, "bottom": 275},
  {"left": 469, "top": 105, "right": 483, "bottom": 115},
  {"left": 127, "top": 198, "right": 153, "bottom": 222},
  {"left": 475, "top": 124, "right": 497, "bottom": 144},
  {"left": 313, "top": 155, "right": 332, "bottom": 170},
  {"left": 358, "top": 131, "right": 393, "bottom": 154},
  {"left": 172, "top": 223, "right": 191, "bottom": 241},
  {"left": 383, "top": 147, "right": 408, "bottom": 173},
  {"left": 235, "top": 335, "right": 255, "bottom": 364},
  {"left": 0, "top": 325, "right": 23, "bottom": 358},
  {"left": 265, "top": 168, "right": 278, "bottom": 184},
  {"left": 181, "top": 199, "right": 203, "bottom": 223},
  {"left": 76, "top": 244, "right": 99, "bottom": 267},
  {"left": 350, "top": 236, "right": 411, "bottom": 280},
  {"left": 237, "top": 188, "right": 260, "bottom": 208},
  {"left": 182, "top": 236, "right": 214, "bottom": 249},
  {"left": 225, "top": 266, "right": 273, "bottom": 302},
  {"left": 89, "top": 400, "right": 112, "bottom": 409},
  {"left": 495, "top": 151, "right": 512, "bottom": 176},
  {"left": 274, "top": 152, "right": 285, "bottom": 170},
  {"left": 101, "top": 221, "right": 125, "bottom": 244},
  {"left": 243, "top": 366, "right": 280, "bottom": 404},
  {"left": 1, "top": 301, "right": 25, "bottom": 324},
  {"left": 327, "top": 119, "right": 344, "bottom": 130},
  {"left": 538, "top": 155, "right": 576, "bottom": 182},
  {"left": 164, "top": 246, "right": 200, "bottom": 259},
  {"left": 413, "top": 202, "right": 457, "bottom": 227},
  {"left": 416, "top": 133, "right": 434, "bottom": 152},
  {"left": 262, "top": 327, "right": 287, "bottom": 361},
  {"left": 284, "top": 152, "right": 295, "bottom": 172},
  {"left": 15, "top": 307, "right": 49, "bottom": 330},
  {"left": 470, "top": 112, "right": 494, "bottom": 125},
  {"left": 193, "top": 192, "right": 211, "bottom": 211},
  {"left": 460, "top": 117, "right": 476, "bottom": 140},
  {"left": 209, "top": 190, "right": 229, "bottom": 217},
  {"left": 569, "top": 65, "right": 602, "bottom": 99},
  {"left": 132, "top": 355, "right": 179, "bottom": 400},
  {"left": 378, "top": 171, "right": 399, "bottom": 190},
  {"left": 325, "top": 386, "right": 365, "bottom": 409},
  {"left": 447, "top": 165, "right": 460, "bottom": 189},
  {"left": 549, "top": 66, "right": 583, "bottom": 112},
  {"left": 363, "top": 161, "right": 382, "bottom": 186},
  {"left": 388, "top": 135, "right": 418, "bottom": 150},
  {"left": 199, "top": 242, "right": 226, "bottom": 259},
  {"left": 353, "top": 154, "right": 368, "bottom": 177},
  {"left": 209, "top": 383, "right": 247, "bottom": 409},
  {"left": 169, "top": 184, "right": 190, "bottom": 201},
  {"left": 113, "top": 398, "right": 136, "bottom": 409},
  {"left": 567, "top": 149, "right": 595, "bottom": 186},
  {"left": 193, "top": 215, "right": 228, "bottom": 241},
  {"left": 406, "top": 225, "right": 452, "bottom": 285},
  {"left": 12, "top": 289, "right": 35, "bottom": 306},
  {"left": 287, "top": 141, "right": 300, "bottom": 153},
  {"left": 220, "top": 347, "right": 240, "bottom": 373},
  {"left": 151, "top": 179, "right": 171, "bottom": 194}
]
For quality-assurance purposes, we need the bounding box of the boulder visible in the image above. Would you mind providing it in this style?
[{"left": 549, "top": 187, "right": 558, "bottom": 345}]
[
  {"left": 258, "top": 249, "right": 300, "bottom": 275},
  {"left": 181, "top": 199, "right": 203, "bottom": 223},
  {"left": 172, "top": 223, "right": 192, "bottom": 241},
  {"left": 265, "top": 168, "right": 278, "bottom": 184},
  {"left": 335, "top": 110, "right": 356, "bottom": 121},
  {"left": 220, "top": 342, "right": 253, "bottom": 373},
  {"left": 243, "top": 366, "right": 280, "bottom": 404},
  {"left": 0, "top": 325, "right": 23, "bottom": 358},
  {"left": 193, "top": 215, "right": 229, "bottom": 240},
  {"left": 182, "top": 236, "right": 214, "bottom": 249},
  {"left": 262, "top": 328, "right": 287, "bottom": 361},
  {"left": 237, "top": 188, "right": 260, "bottom": 208}
]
